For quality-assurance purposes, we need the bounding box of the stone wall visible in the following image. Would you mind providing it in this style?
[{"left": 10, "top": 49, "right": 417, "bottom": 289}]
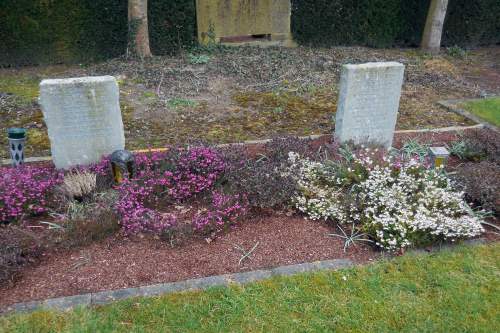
[{"left": 196, "top": 0, "right": 294, "bottom": 46}]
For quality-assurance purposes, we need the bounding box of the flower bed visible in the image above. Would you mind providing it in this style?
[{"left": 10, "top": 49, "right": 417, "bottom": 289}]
[{"left": 0, "top": 129, "right": 498, "bottom": 307}]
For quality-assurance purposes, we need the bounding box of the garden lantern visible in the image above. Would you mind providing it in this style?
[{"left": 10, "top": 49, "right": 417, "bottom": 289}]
[
  {"left": 428, "top": 146, "right": 450, "bottom": 169},
  {"left": 110, "top": 149, "right": 135, "bottom": 183},
  {"left": 7, "top": 128, "right": 26, "bottom": 167}
]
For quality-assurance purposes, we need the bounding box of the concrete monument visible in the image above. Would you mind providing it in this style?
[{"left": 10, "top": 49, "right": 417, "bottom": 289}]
[
  {"left": 39, "top": 76, "right": 125, "bottom": 169},
  {"left": 334, "top": 62, "right": 405, "bottom": 148}
]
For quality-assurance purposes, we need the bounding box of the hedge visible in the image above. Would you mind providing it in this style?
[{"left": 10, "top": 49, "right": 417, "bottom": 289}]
[
  {"left": 443, "top": 0, "right": 500, "bottom": 47},
  {"left": 0, "top": 0, "right": 196, "bottom": 67},
  {"left": 0, "top": 0, "right": 128, "bottom": 66},
  {"left": 291, "top": 0, "right": 500, "bottom": 48},
  {"left": 0, "top": 0, "right": 499, "bottom": 67},
  {"left": 148, "top": 0, "right": 197, "bottom": 55}
]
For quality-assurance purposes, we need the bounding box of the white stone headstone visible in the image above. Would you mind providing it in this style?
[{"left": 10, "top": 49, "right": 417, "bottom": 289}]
[
  {"left": 40, "top": 76, "right": 125, "bottom": 169},
  {"left": 334, "top": 62, "right": 405, "bottom": 148}
]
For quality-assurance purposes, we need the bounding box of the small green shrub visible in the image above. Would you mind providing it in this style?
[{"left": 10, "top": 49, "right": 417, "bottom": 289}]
[
  {"left": 447, "top": 140, "right": 470, "bottom": 160},
  {"left": 446, "top": 45, "right": 468, "bottom": 59},
  {"left": 222, "top": 137, "right": 313, "bottom": 209},
  {"left": 449, "top": 129, "right": 500, "bottom": 162},
  {"left": 167, "top": 98, "right": 199, "bottom": 109},
  {"left": 188, "top": 53, "right": 210, "bottom": 65},
  {"left": 399, "top": 139, "right": 430, "bottom": 162}
]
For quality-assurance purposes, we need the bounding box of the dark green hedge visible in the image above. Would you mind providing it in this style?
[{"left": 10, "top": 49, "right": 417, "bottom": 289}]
[
  {"left": 1, "top": 0, "right": 499, "bottom": 67},
  {"left": 0, "top": 0, "right": 128, "bottom": 67},
  {"left": 149, "top": 0, "right": 197, "bottom": 55},
  {"left": 0, "top": 0, "right": 196, "bottom": 67},
  {"left": 443, "top": 0, "right": 500, "bottom": 47},
  {"left": 291, "top": 0, "right": 500, "bottom": 48},
  {"left": 291, "top": 0, "right": 429, "bottom": 48}
]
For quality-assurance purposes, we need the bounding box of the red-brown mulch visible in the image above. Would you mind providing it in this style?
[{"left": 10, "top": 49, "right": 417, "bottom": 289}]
[
  {"left": 0, "top": 214, "right": 379, "bottom": 308},
  {"left": 0, "top": 128, "right": 491, "bottom": 309}
]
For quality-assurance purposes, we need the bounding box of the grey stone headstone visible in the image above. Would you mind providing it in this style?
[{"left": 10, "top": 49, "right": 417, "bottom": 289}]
[
  {"left": 334, "top": 62, "right": 405, "bottom": 148},
  {"left": 39, "top": 76, "right": 125, "bottom": 169}
]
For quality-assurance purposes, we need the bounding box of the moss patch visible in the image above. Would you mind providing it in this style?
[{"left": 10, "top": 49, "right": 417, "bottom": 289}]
[{"left": 0, "top": 75, "right": 40, "bottom": 103}]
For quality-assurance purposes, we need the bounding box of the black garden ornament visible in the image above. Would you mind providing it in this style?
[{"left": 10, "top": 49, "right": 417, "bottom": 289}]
[{"left": 110, "top": 149, "right": 135, "bottom": 183}]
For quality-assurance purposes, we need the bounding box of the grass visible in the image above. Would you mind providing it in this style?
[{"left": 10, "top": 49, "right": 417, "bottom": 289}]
[
  {"left": 1, "top": 243, "right": 499, "bottom": 332},
  {"left": 462, "top": 97, "right": 500, "bottom": 127}
]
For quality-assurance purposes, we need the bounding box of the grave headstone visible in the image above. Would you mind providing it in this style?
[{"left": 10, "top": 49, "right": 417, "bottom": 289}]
[
  {"left": 40, "top": 76, "right": 125, "bottom": 169},
  {"left": 334, "top": 62, "right": 405, "bottom": 148}
]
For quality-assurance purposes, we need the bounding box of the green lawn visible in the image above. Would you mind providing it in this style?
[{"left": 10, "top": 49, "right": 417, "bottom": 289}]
[
  {"left": 463, "top": 97, "right": 500, "bottom": 127},
  {"left": 1, "top": 243, "right": 499, "bottom": 333}
]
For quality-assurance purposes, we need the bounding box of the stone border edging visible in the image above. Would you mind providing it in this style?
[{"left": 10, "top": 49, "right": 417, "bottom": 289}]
[
  {"left": 438, "top": 97, "right": 499, "bottom": 133},
  {"left": 2, "top": 237, "right": 488, "bottom": 316},
  {"left": 1, "top": 259, "right": 354, "bottom": 315},
  {"left": 0, "top": 125, "right": 486, "bottom": 166}
]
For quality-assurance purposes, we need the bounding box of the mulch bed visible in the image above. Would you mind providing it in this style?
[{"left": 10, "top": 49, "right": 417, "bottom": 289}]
[
  {"left": 0, "top": 128, "right": 494, "bottom": 309},
  {"left": 0, "top": 214, "right": 379, "bottom": 308}
]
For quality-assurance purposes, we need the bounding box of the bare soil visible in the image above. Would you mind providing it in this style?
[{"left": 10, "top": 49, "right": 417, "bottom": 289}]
[{"left": 2, "top": 46, "right": 500, "bottom": 158}]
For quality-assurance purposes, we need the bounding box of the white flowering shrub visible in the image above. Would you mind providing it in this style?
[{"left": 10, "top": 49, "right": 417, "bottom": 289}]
[
  {"left": 288, "top": 149, "right": 484, "bottom": 251},
  {"left": 287, "top": 152, "right": 347, "bottom": 221},
  {"left": 356, "top": 164, "right": 483, "bottom": 250}
]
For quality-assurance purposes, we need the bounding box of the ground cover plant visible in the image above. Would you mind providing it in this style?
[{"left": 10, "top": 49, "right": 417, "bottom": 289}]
[
  {"left": 0, "top": 133, "right": 498, "bottom": 310},
  {"left": 447, "top": 129, "right": 500, "bottom": 214},
  {"left": 0, "top": 165, "right": 62, "bottom": 223},
  {"left": 287, "top": 145, "right": 485, "bottom": 251},
  {"left": 1, "top": 134, "right": 494, "bottom": 288},
  {"left": 1, "top": 243, "right": 498, "bottom": 332}
]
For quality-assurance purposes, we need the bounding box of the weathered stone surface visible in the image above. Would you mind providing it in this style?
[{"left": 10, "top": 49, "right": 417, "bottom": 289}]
[
  {"left": 91, "top": 287, "right": 141, "bottom": 305},
  {"left": 335, "top": 62, "right": 405, "bottom": 148},
  {"left": 137, "top": 281, "right": 188, "bottom": 297},
  {"left": 39, "top": 76, "right": 125, "bottom": 169},
  {"left": 196, "top": 0, "right": 294, "bottom": 46},
  {"left": 232, "top": 269, "right": 273, "bottom": 284},
  {"left": 43, "top": 294, "right": 92, "bottom": 311},
  {"left": 271, "top": 259, "right": 353, "bottom": 276}
]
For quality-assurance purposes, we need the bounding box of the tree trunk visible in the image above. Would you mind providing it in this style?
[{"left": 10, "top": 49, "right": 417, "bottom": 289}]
[
  {"left": 128, "top": 0, "right": 151, "bottom": 58},
  {"left": 421, "top": 0, "right": 449, "bottom": 54}
]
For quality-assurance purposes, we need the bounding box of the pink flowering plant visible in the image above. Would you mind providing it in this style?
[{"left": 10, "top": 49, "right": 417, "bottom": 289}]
[
  {"left": 115, "top": 146, "right": 226, "bottom": 234},
  {"left": 0, "top": 165, "right": 63, "bottom": 223},
  {"left": 167, "top": 147, "right": 226, "bottom": 200},
  {"left": 193, "top": 191, "right": 248, "bottom": 235}
]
